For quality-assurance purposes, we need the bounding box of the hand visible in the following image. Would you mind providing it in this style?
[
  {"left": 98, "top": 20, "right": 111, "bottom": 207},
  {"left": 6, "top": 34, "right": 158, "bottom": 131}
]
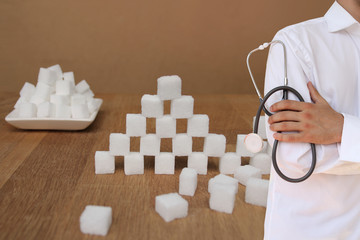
[{"left": 268, "top": 82, "right": 344, "bottom": 144}]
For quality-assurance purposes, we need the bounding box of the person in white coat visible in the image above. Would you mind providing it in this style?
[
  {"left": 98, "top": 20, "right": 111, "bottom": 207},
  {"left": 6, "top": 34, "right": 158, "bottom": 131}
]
[{"left": 264, "top": 0, "right": 360, "bottom": 239}]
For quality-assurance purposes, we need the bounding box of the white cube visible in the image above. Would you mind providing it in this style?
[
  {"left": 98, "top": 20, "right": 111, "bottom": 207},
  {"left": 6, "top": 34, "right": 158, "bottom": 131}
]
[
  {"left": 172, "top": 134, "right": 192, "bottom": 156},
  {"left": 71, "top": 104, "right": 90, "bottom": 119},
  {"left": 35, "top": 81, "right": 53, "bottom": 101},
  {"left": 71, "top": 94, "right": 87, "bottom": 106},
  {"left": 88, "top": 98, "right": 102, "bottom": 114},
  {"left": 187, "top": 114, "right": 209, "bottom": 137},
  {"left": 249, "top": 153, "right": 272, "bottom": 174},
  {"left": 29, "top": 94, "right": 46, "bottom": 106},
  {"left": 204, "top": 134, "right": 226, "bottom": 157},
  {"left": 141, "top": 94, "right": 164, "bottom": 118},
  {"left": 14, "top": 97, "right": 27, "bottom": 109},
  {"left": 155, "top": 152, "right": 175, "bottom": 174},
  {"left": 253, "top": 116, "right": 267, "bottom": 139},
  {"left": 109, "top": 133, "right": 130, "bottom": 156},
  {"left": 209, "top": 183, "right": 237, "bottom": 214},
  {"left": 38, "top": 67, "right": 58, "bottom": 86},
  {"left": 155, "top": 193, "right": 188, "bottom": 222},
  {"left": 47, "top": 64, "right": 63, "bottom": 81},
  {"left": 37, "top": 102, "right": 55, "bottom": 118},
  {"left": 219, "top": 152, "right": 241, "bottom": 175},
  {"left": 55, "top": 104, "right": 71, "bottom": 118},
  {"left": 80, "top": 205, "right": 112, "bottom": 236},
  {"left": 179, "top": 168, "right": 197, "bottom": 196},
  {"left": 157, "top": 75, "right": 182, "bottom": 100},
  {"left": 50, "top": 94, "right": 70, "bottom": 106},
  {"left": 170, "top": 96, "right": 194, "bottom": 119},
  {"left": 56, "top": 80, "right": 72, "bottom": 95},
  {"left": 234, "top": 165, "right": 262, "bottom": 186},
  {"left": 156, "top": 115, "right": 176, "bottom": 138},
  {"left": 187, "top": 152, "right": 208, "bottom": 175},
  {"left": 83, "top": 89, "right": 94, "bottom": 100},
  {"left": 19, "top": 82, "right": 35, "bottom": 101},
  {"left": 245, "top": 178, "right": 269, "bottom": 207},
  {"left": 126, "top": 114, "right": 146, "bottom": 137},
  {"left": 140, "top": 134, "right": 161, "bottom": 156},
  {"left": 208, "top": 174, "right": 238, "bottom": 193},
  {"left": 236, "top": 134, "right": 255, "bottom": 157},
  {"left": 124, "top": 153, "right": 144, "bottom": 175},
  {"left": 18, "top": 102, "right": 37, "bottom": 118},
  {"left": 63, "top": 72, "right": 75, "bottom": 86},
  {"left": 76, "top": 79, "right": 90, "bottom": 93},
  {"left": 95, "top": 151, "right": 115, "bottom": 174}
]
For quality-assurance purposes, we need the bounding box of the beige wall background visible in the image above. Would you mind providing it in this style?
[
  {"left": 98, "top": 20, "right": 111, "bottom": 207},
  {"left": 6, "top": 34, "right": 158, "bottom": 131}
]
[{"left": 0, "top": 0, "right": 331, "bottom": 95}]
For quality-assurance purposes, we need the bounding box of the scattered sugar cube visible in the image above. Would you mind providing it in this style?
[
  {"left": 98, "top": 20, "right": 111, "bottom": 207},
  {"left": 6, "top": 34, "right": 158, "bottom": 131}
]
[
  {"left": 19, "top": 82, "right": 35, "bottom": 101},
  {"left": 179, "top": 168, "right": 197, "bottom": 196},
  {"left": 35, "top": 81, "right": 53, "bottom": 101},
  {"left": 187, "top": 152, "right": 208, "bottom": 175},
  {"left": 37, "top": 102, "right": 55, "bottom": 118},
  {"left": 170, "top": 96, "right": 194, "bottom": 119},
  {"left": 245, "top": 178, "right": 269, "bottom": 207},
  {"left": 55, "top": 103, "right": 71, "bottom": 118},
  {"left": 209, "top": 183, "right": 237, "bottom": 214},
  {"left": 56, "top": 80, "right": 72, "bottom": 95},
  {"left": 156, "top": 115, "right": 176, "bottom": 138},
  {"left": 204, "top": 134, "right": 226, "bottom": 157},
  {"left": 208, "top": 174, "right": 238, "bottom": 193},
  {"left": 50, "top": 94, "right": 70, "bottom": 105},
  {"left": 14, "top": 97, "right": 27, "bottom": 109},
  {"left": 140, "top": 134, "right": 161, "bottom": 156},
  {"left": 88, "top": 98, "right": 102, "bottom": 114},
  {"left": 187, "top": 114, "right": 209, "bottom": 137},
  {"left": 219, "top": 152, "right": 241, "bottom": 175},
  {"left": 76, "top": 80, "right": 90, "bottom": 93},
  {"left": 126, "top": 114, "right": 146, "bottom": 137},
  {"left": 249, "top": 153, "right": 271, "bottom": 174},
  {"left": 95, "top": 151, "right": 115, "bottom": 174},
  {"left": 71, "top": 94, "right": 87, "bottom": 106},
  {"left": 253, "top": 116, "right": 267, "bottom": 139},
  {"left": 157, "top": 75, "right": 182, "bottom": 100},
  {"left": 234, "top": 165, "right": 262, "bottom": 186},
  {"left": 37, "top": 67, "right": 58, "bottom": 86},
  {"left": 124, "top": 153, "right": 144, "bottom": 175},
  {"left": 155, "top": 152, "right": 175, "bottom": 174},
  {"left": 109, "top": 133, "right": 130, "bottom": 156},
  {"left": 80, "top": 205, "right": 112, "bottom": 236},
  {"left": 236, "top": 134, "right": 255, "bottom": 157},
  {"left": 155, "top": 193, "right": 188, "bottom": 222},
  {"left": 141, "top": 94, "right": 164, "bottom": 118},
  {"left": 172, "top": 134, "right": 192, "bottom": 156},
  {"left": 47, "top": 64, "right": 63, "bottom": 81},
  {"left": 18, "top": 102, "right": 37, "bottom": 118}
]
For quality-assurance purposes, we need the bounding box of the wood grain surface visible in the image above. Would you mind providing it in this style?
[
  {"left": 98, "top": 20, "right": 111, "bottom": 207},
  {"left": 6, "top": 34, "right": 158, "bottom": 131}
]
[{"left": 0, "top": 92, "right": 267, "bottom": 240}]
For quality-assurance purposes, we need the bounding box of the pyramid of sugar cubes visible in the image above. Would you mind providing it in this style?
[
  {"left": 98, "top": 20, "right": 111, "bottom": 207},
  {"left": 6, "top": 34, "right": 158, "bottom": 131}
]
[{"left": 14, "top": 64, "right": 101, "bottom": 119}]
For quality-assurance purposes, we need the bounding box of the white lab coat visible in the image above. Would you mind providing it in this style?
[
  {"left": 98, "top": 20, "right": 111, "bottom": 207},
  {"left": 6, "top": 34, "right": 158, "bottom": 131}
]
[{"left": 264, "top": 1, "right": 360, "bottom": 240}]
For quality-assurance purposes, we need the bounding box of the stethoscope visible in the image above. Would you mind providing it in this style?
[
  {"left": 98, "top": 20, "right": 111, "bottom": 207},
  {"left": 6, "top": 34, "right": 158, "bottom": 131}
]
[{"left": 244, "top": 40, "right": 317, "bottom": 183}]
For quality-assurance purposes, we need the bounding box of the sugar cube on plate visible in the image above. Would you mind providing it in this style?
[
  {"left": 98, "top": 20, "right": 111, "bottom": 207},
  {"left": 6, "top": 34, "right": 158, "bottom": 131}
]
[
  {"left": 234, "top": 165, "right": 262, "bottom": 186},
  {"left": 208, "top": 174, "right": 238, "bottom": 193},
  {"left": 187, "top": 114, "right": 209, "bottom": 137},
  {"left": 187, "top": 152, "right": 208, "bottom": 175},
  {"left": 50, "top": 94, "right": 70, "bottom": 106},
  {"left": 124, "top": 153, "right": 144, "bottom": 175},
  {"left": 219, "top": 152, "right": 241, "bottom": 175},
  {"left": 47, "top": 64, "right": 63, "bottom": 81},
  {"left": 55, "top": 103, "right": 71, "bottom": 118},
  {"left": 76, "top": 80, "right": 90, "bottom": 94},
  {"left": 18, "top": 102, "right": 37, "bottom": 118},
  {"left": 204, "top": 134, "right": 226, "bottom": 157},
  {"left": 155, "top": 193, "right": 188, "bottom": 222},
  {"left": 63, "top": 72, "right": 75, "bottom": 86},
  {"left": 37, "top": 67, "right": 58, "bottom": 86},
  {"left": 37, "top": 102, "right": 55, "bottom": 118},
  {"left": 34, "top": 81, "right": 53, "bottom": 101},
  {"left": 170, "top": 96, "right": 194, "bottom": 119},
  {"left": 155, "top": 152, "right": 175, "bottom": 174},
  {"left": 109, "top": 133, "right": 130, "bottom": 156},
  {"left": 156, "top": 115, "right": 176, "bottom": 138},
  {"left": 71, "top": 104, "right": 90, "bottom": 119},
  {"left": 95, "top": 151, "right": 115, "bottom": 174},
  {"left": 80, "top": 205, "right": 112, "bottom": 236},
  {"left": 140, "top": 134, "right": 161, "bottom": 156},
  {"left": 249, "top": 153, "right": 272, "bottom": 174},
  {"left": 141, "top": 94, "right": 164, "bottom": 118},
  {"left": 209, "top": 183, "right": 237, "bottom": 214},
  {"left": 179, "top": 168, "right": 197, "bottom": 196},
  {"left": 14, "top": 97, "right": 28, "bottom": 109},
  {"left": 172, "top": 134, "right": 192, "bottom": 156},
  {"left": 56, "top": 80, "right": 72, "bottom": 96},
  {"left": 71, "top": 94, "right": 87, "bottom": 106},
  {"left": 245, "top": 178, "right": 269, "bottom": 207},
  {"left": 157, "top": 75, "right": 182, "bottom": 100},
  {"left": 19, "top": 82, "right": 35, "bottom": 101}
]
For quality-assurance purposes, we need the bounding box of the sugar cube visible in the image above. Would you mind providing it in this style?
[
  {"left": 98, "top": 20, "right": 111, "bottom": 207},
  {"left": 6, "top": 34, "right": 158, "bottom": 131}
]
[
  {"left": 47, "top": 64, "right": 63, "bottom": 81},
  {"left": 234, "top": 165, "right": 262, "bottom": 186},
  {"left": 179, "top": 168, "right": 197, "bottom": 196},
  {"left": 95, "top": 151, "right": 115, "bottom": 174},
  {"left": 71, "top": 94, "right": 87, "bottom": 106},
  {"left": 76, "top": 80, "right": 90, "bottom": 93},
  {"left": 34, "top": 81, "right": 53, "bottom": 101},
  {"left": 219, "top": 152, "right": 241, "bottom": 175},
  {"left": 63, "top": 72, "right": 75, "bottom": 86},
  {"left": 80, "top": 205, "right": 112, "bottom": 236},
  {"left": 56, "top": 80, "right": 72, "bottom": 95},
  {"left": 155, "top": 193, "right": 188, "bottom": 222},
  {"left": 245, "top": 178, "right": 269, "bottom": 207},
  {"left": 88, "top": 98, "right": 102, "bottom": 114},
  {"left": 203, "top": 134, "right": 226, "bottom": 157},
  {"left": 14, "top": 97, "right": 27, "bottom": 109},
  {"left": 109, "top": 133, "right": 130, "bottom": 156},
  {"left": 19, "top": 82, "right": 35, "bottom": 101},
  {"left": 156, "top": 115, "right": 176, "bottom": 138},
  {"left": 29, "top": 94, "right": 46, "bottom": 106},
  {"left": 55, "top": 103, "right": 71, "bottom": 118},
  {"left": 170, "top": 96, "right": 194, "bottom": 119},
  {"left": 208, "top": 174, "right": 238, "bottom": 193},
  {"left": 209, "top": 183, "right": 237, "bottom": 214},
  {"left": 37, "top": 67, "right": 58, "bottom": 86},
  {"left": 157, "top": 75, "right": 182, "bottom": 100},
  {"left": 83, "top": 89, "right": 94, "bottom": 100},
  {"left": 236, "top": 134, "right": 255, "bottom": 157},
  {"left": 141, "top": 94, "right": 164, "bottom": 118},
  {"left": 249, "top": 153, "right": 272, "bottom": 174},
  {"left": 155, "top": 152, "right": 175, "bottom": 174},
  {"left": 50, "top": 94, "right": 70, "bottom": 106},
  {"left": 172, "top": 134, "right": 192, "bottom": 156},
  {"left": 187, "top": 152, "right": 208, "bottom": 175},
  {"left": 140, "top": 134, "right": 161, "bottom": 156},
  {"left": 126, "top": 114, "right": 146, "bottom": 137},
  {"left": 187, "top": 114, "right": 209, "bottom": 137},
  {"left": 37, "top": 102, "right": 55, "bottom": 118},
  {"left": 253, "top": 116, "right": 267, "bottom": 139},
  {"left": 71, "top": 104, "right": 90, "bottom": 119},
  {"left": 124, "top": 153, "right": 144, "bottom": 175},
  {"left": 18, "top": 102, "right": 37, "bottom": 118}
]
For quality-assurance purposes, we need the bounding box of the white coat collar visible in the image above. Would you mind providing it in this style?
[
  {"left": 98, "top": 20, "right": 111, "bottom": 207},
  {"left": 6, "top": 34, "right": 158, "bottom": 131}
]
[{"left": 324, "top": 1, "right": 358, "bottom": 32}]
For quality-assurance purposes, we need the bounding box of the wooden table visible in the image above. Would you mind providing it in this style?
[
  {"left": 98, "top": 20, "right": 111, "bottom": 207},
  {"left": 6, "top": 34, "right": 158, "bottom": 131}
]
[{"left": 0, "top": 93, "right": 266, "bottom": 240}]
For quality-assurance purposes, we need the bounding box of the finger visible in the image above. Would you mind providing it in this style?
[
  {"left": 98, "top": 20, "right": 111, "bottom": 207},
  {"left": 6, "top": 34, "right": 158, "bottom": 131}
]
[
  {"left": 270, "top": 100, "right": 309, "bottom": 112},
  {"left": 273, "top": 132, "right": 304, "bottom": 142},
  {"left": 268, "top": 111, "right": 301, "bottom": 124},
  {"left": 270, "top": 122, "right": 303, "bottom": 132},
  {"left": 307, "top": 82, "right": 326, "bottom": 104}
]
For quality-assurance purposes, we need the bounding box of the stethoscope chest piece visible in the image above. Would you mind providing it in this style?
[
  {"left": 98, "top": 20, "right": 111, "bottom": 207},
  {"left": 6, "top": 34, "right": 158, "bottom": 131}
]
[{"left": 244, "top": 133, "right": 263, "bottom": 153}]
